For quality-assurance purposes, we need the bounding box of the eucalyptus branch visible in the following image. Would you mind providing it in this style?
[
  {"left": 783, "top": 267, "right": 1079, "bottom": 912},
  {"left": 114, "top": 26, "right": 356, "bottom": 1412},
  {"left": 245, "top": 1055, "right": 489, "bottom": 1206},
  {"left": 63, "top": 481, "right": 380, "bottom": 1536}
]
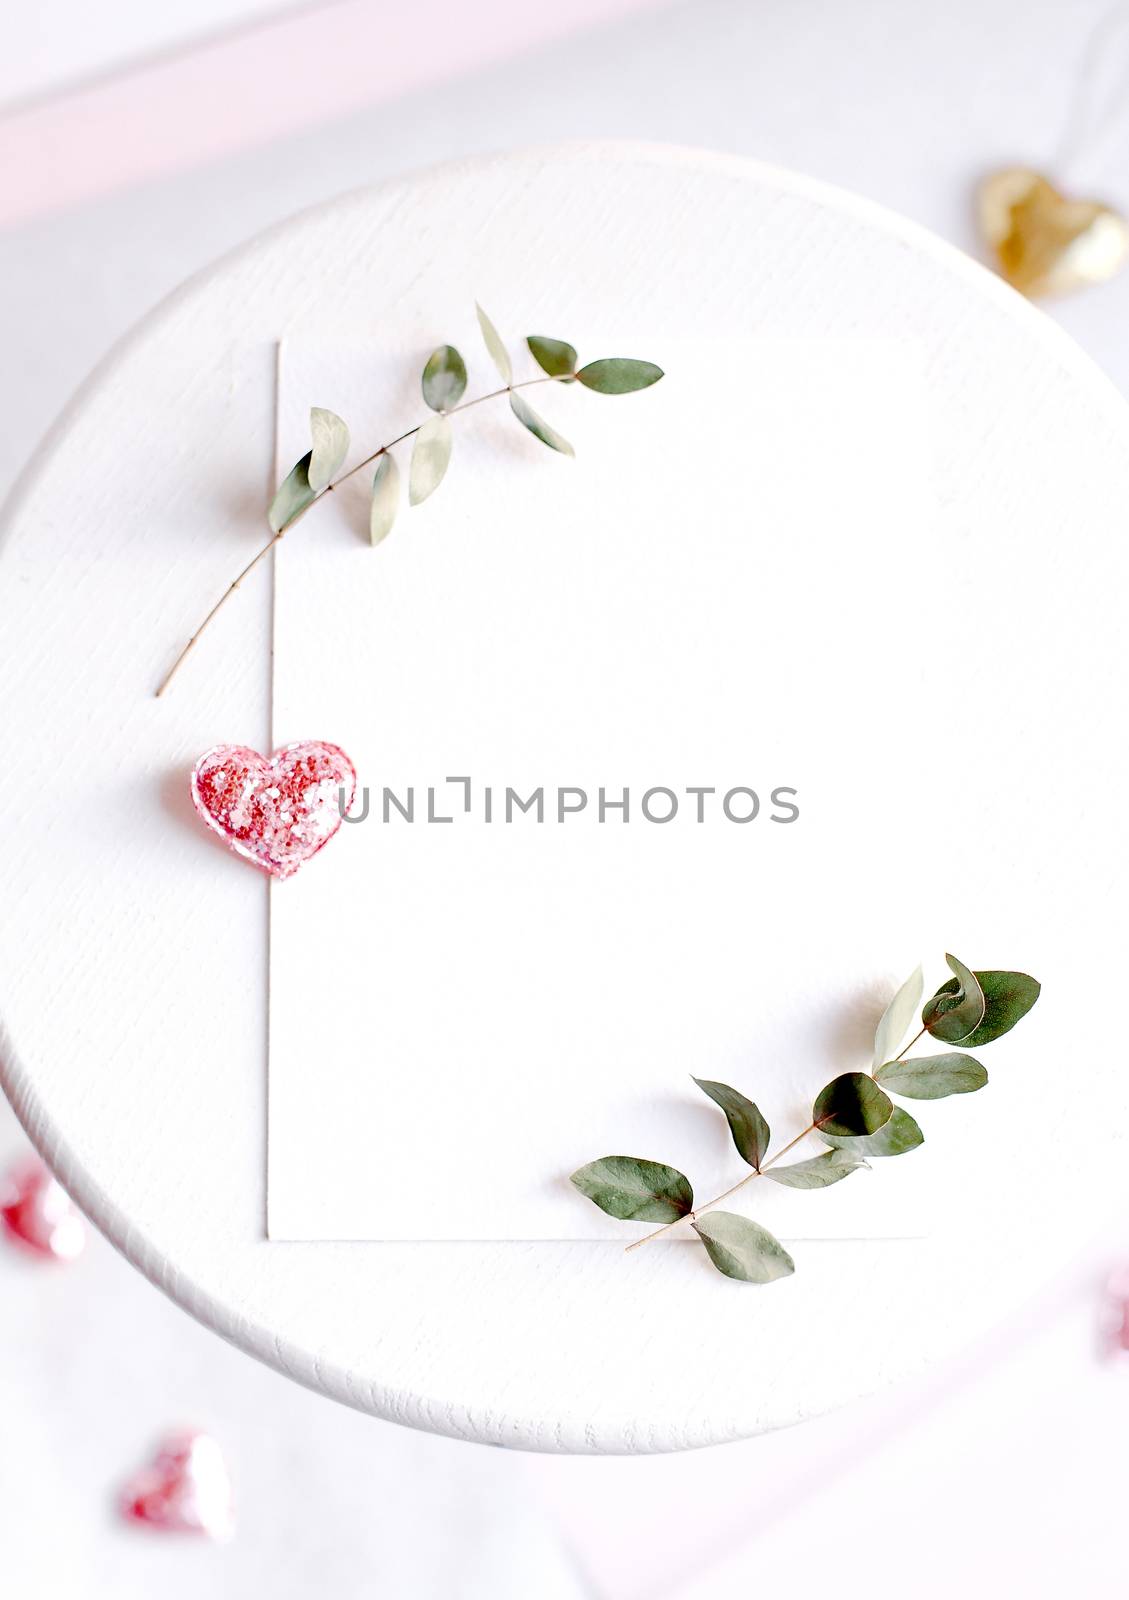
[
  {"left": 571, "top": 956, "right": 1042, "bottom": 1283},
  {"left": 155, "top": 307, "right": 665, "bottom": 698},
  {"left": 155, "top": 376, "right": 562, "bottom": 698}
]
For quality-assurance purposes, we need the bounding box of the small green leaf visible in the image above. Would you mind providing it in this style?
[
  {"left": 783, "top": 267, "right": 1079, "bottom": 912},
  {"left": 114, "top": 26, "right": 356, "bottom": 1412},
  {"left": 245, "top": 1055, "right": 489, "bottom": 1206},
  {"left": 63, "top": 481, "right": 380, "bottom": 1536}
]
[
  {"left": 476, "top": 302, "right": 512, "bottom": 384},
  {"left": 923, "top": 954, "right": 987, "bottom": 1044},
  {"left": 409, "top": 414, "right": 453, "bottom": 505},
  {"left": 926, "top": 970, "right": 1041, "bottom": 1047},
  {"left": 575, "top": 358, "right": 664, "bottom": 394},
  {"left": 875, "top": 1053, "right": 987, "bottom": 1099},
  {"left": 421, "top": 345, "right": 467, "bottom": 412},
  {"left": 268, "top": 450, "right": 316, "bottom": 533},
  {"left": 570, "top": 1156, "right": 693, "bottom": 1222},
  {"left": 821, "top": 1106, "right": 924, "bottom": 1158},
  {"left": 872, "top": 964, "right": 923, "bottom": 1068},
  {"left": 692, "top": 1077, "right": 770, "bottom": 1170},
  {"left": 369, "top": 452, "right": 400, "bottom": 546},
  {"left": 510, "top": 391, "right": 574, "bottom": 456},
  {"left": 308, "top": 407, "right": 350, "bottom": 493},
  {"left": 813, "top": 1072, "right": 893, "bottom": 1138},
  {"left": 763, "top": 1150, "right": 868, "bottom": 1189},
  {"left": 527, "top": 335, "right": 577, "bottom": 378},
  {"left": 693, "top": 1212, "right": 795, "bottom": 1284}
]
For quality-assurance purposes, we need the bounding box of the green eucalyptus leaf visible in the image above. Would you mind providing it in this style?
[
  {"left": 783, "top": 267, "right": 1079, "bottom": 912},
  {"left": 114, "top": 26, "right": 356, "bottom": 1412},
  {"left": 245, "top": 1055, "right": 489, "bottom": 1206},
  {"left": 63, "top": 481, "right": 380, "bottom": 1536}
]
[
  {"left": 576, "top": 358, "right": 664, "bottom": 394},
  {"left": 421, "top": 344, "right": 467, "bottom": 412},
  {"left": 692, "top": 1077, "right": 770, "bottom": 1171},
  {"left": 927, "top": 970, "right": 1041, "bottom": 1047},
  {"left": 813, "top": 1072, "right": 893, "bottom": 1138},
  {"left": 527, "top": 335, "right": 577, "bottom": 377},
  {"left": 570, "top": 1156, "right": 692, "bottom": 1222},
  {"left": 268, "top": 450, "right": 315, "bottom": 533},
  {"left": 821, "top": 1106, "right": 924, "bottom": 1157},
  {"left": 763, "top": 1150, "right": 868, "bottom": 1189},
  {"left": 369, "top": 452, "right": 400, "bottom": 546},
  {"left": 923, "top": 954, "right": 987, "bottom": 1044},
  {"left": 875, "top": 1053, "right": 987, "bottom": 1099},
  {"left": 308, "top": 407, "right": 350, "bottom": 493},
  {"left": 872, "top": 964, "right": 924, "bottom": 1068},
  {"left": 693, "top": 1212, "right": 795, "bottom": 1284},
  {"left": 476, "top": 302, "right": 512, "bottom": 384},
  {"left": 509, "top": 391, "right": 575, "bottom": 456},
  {"left": 409, "top": 414, "right": 453, "bottom": 505}
]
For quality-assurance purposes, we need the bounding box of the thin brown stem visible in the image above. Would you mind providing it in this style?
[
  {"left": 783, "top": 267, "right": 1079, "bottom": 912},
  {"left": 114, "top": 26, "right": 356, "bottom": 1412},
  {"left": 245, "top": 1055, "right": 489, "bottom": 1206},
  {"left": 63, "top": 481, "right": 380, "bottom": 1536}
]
[
  {"left": 623, "top": 1122, "right": 820, "bottom": 1254},
  {"left": 895, "top": 1024, "right": 929, "bottom": 1061},
  {"left": 155, "top": 375, "right": 567, "bottom": 697},
  {"left": 155, "top": 532, "right": 285, "bottom": 697},
  {"left": 863, "top": 1017, "right": 927, "bottom": 1081},
  {"left": 869, "top": 1023, "right": 929, "bottom": 1078}
]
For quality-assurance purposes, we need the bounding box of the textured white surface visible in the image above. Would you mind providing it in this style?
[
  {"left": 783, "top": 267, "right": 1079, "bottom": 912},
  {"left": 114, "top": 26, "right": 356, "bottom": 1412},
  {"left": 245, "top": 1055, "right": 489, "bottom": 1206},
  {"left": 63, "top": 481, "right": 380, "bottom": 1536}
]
[{"left": 3, "top": 142, "right": 1129, "bottom": 1456}]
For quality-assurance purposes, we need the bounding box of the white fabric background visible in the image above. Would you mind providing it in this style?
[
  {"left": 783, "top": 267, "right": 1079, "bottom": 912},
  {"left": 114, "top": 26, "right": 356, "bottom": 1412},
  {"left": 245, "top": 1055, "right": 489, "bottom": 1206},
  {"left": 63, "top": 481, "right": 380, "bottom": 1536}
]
[{"left": 3, "top": 0, "right": 1129, "bottom": 1595}]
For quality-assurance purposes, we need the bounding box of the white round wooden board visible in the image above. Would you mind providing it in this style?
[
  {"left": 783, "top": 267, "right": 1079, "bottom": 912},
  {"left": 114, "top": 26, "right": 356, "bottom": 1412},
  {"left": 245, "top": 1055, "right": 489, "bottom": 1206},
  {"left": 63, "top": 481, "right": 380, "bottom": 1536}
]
[{"left": 2, "top": 144, "right": 1128, "bottom": 1453}]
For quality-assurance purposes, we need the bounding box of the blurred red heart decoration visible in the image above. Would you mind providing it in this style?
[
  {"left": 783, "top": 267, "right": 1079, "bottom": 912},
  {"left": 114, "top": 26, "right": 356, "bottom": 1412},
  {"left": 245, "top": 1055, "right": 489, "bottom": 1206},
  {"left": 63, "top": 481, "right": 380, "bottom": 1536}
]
[
  {"left": 191, "top": 740, "right": 356, "bottom": 879},
  {"left": 0, "top": 1155, "right": 86, "bottom": 1261},
  {"left": 120, "top": 1431, "right": 235, "bottom": 1540},
  {"left": 1102, "top": 1264, "right": 1129, "bottom": 1358}
]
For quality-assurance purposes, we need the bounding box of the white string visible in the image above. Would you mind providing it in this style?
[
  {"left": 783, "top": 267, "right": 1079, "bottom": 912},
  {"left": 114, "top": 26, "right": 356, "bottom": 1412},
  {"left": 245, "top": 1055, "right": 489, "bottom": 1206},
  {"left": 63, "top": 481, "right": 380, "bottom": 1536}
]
[{"left": 1055, "top": 2, "right": 1129, "bottom": 182}]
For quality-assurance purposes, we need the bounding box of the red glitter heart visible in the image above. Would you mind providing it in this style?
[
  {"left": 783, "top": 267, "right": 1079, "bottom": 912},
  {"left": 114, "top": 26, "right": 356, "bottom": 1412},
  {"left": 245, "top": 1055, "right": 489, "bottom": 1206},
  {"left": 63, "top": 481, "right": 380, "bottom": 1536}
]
[
  {"left": 120, "top": 1431, "right": 234, "bottom": 1540},
  {"left": 191, "top": 741, "right": 356, "bottom": 879}
]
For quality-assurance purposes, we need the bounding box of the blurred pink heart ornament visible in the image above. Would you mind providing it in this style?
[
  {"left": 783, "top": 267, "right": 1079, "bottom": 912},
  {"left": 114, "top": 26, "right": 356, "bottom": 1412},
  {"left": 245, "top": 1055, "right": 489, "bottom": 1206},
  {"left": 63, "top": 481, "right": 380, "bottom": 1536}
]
[
  {"left": 120, "top": 1431, "right": 235, "bottom": 1540},
  {"left": 0, "top": 1155, "right": 86, "bottom": 1261},
  {"left": 1101, "top": 1264, "right": 1129, "bottom": 1358}
]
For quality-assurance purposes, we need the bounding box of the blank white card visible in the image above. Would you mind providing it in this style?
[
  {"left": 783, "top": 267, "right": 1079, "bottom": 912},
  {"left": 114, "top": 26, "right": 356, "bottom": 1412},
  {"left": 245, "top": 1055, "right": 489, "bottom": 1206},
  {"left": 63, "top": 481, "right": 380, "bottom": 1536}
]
[{"left": 267, "top": 335, "right": 954, "bottom": 1241}]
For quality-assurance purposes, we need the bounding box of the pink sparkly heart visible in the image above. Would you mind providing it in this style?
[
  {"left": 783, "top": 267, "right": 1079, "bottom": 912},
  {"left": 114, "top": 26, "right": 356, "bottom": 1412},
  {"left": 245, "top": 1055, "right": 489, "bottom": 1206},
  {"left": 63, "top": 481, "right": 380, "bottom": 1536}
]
[
  {"left": 191, "top": 741, "right": 356, "bottom": 879},
  {"left": 0, "top": 1155, "right": 86, "bottom": 1262},
  {"left": 120, "top": 1431, "right": 234, "bottom": 1540}
]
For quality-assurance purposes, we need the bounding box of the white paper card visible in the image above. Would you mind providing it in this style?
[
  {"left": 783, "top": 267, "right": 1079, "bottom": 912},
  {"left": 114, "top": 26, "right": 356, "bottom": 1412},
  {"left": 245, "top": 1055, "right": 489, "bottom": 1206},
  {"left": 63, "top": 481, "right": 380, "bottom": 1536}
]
[{"left": 269, "top": 335, "right": 948, "bottom": 1241}]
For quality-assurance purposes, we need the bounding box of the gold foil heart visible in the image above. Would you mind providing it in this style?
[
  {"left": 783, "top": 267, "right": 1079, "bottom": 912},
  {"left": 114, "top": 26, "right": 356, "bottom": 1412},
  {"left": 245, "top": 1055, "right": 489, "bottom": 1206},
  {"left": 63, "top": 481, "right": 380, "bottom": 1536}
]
[{"left": 978, "top": 167, "right": 1129, "bottom": 297}]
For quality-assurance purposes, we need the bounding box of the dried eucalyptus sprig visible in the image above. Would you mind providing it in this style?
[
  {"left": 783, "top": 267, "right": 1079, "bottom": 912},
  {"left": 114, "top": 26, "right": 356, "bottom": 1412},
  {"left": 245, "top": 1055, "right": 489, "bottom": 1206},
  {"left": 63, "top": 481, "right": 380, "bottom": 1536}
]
[
  {"left": 571, "top": 956, "right": 1041, "bottom": 1283},
  {"left": 155, "top": 304, "right": 663, "bottom": 696}
]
